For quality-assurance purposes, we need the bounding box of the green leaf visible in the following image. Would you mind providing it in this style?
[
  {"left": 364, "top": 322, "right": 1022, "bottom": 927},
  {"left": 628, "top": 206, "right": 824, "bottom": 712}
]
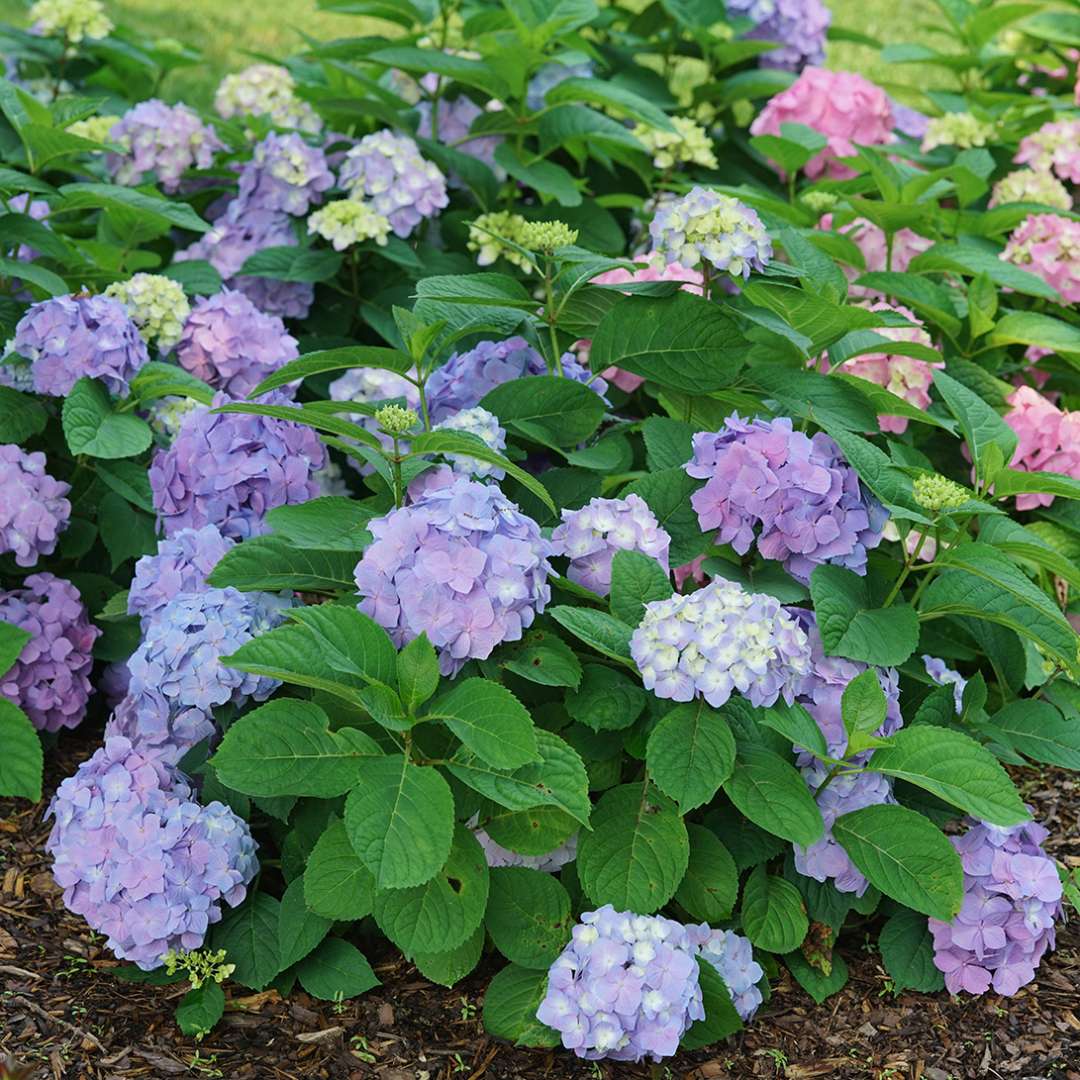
[
  {"left": 810, "top": 565, "right": 919, "bottom": 666},
  {"left": 412, "top": 924, "right": 485, "bottom": 987},
  {"left": 989, "top": 310, "right": 1080, "bottom": 355},
  {"left": 373, "top": 823, "right": 489, "bottom": 954},
  {"left": 266, "top": 497, "right": 373, "bottom": 552},
  {"left": 984, "top": 699, "right": 1080, "bottom": 769},
  {"left": 493, "top": 143, "right": 581, "bottom": 207},
  {"left": 249, "top": 345, "right": 414, "bottom": 397},
  {"left": 176, "top": 983, "right": 224, "bottom": 1039},
  {"left": 239, "top": 245, "right": 343, "bottom": 284},
  {"left": 213, "top": 893, "right": 281, "bottom": 991},
  {"left": 576, "top": 784, "right": 689, "bottom": 912},
  {"left": 680, "top": 961, "right": 744, "bottom": 1050},
  {"left": 757, "top": 700, "right": 828, "bottom": 761},
  {"left": 128, "top": 360, "right": 214, "bottom": 405},
  {"left": 549, "top": 606, "right": 633, "bottom": 663},
  {"left": 832, "top": 804, "right": 963, "bottom": 919},
  {"left": 545, "top": 76, "right": 673, "bottom": 130},
  {"left": 933, "top": 370, "right": 1017, "bottom": 487},
  {"left": 486, "top": 867, "right": 572, "bottom": 970},
  {"left": 206, "top": 535, "right": 358, "bottom": 593},
  {"left": 0, "top": 256, "right": 67, "bottom": 296},
  {"left": 0, "top": 385, "right": 46, "bottom": 442},
  {"left": 785, "top": 950, "right": 849, "bottom": 1004},
  {"left": 647, "top": 700, "right": 735, "bottom": 812},
  {"left": 449, "top": 729, "right": 591, "bottom": 826},
  {"left": 59, "top": 182, "right": 209, "bottom": 234},
  {"left": 424, "top": 678, "right": 538, "bottom": 768},
  {"left": 95, "top": 459, "right": 155, "bottom": 513},
  {"left": 841, "top": 669, "right": 888, "bottom": 744},
  {"left": 296, "top": 939, "right": 380, "bottom": 1001},
  {"left": 396, "top": 633, "right": 440, "bottom": 714},
  {"left": 0, "top": 621, "right": 31, "bottom": 679},
  {"left": 741, "top": 866, "right": 809, "bottom": 953},
  {"left": 992, "top": 468, "right": 1080, "bottom": 503},
  {"left": 162, "top": 259, "right": 222, "bottom": 296},
  {"left": 62, "top": 377, "right": 152, "bottom": 459},
  {"left": 367, "top": 44, "right": 510, "bottom": 99},
  {"left": 565, "top": 663, "right": 646, "bottom": 732},
  {"left": 722, "top": 744, "right": 824, "bottom": 846},
  {"left": 482, "top": 964, "right": 561, "bottom": 1048},
  {"left": 868, "top": 726, "right": 1030, "bottom": 826},
  {"left": 344, "top": 756, "right": 455, "bottom": 889},
  {"left": 878, "top": 909, "right": 944, "bottom": 993},
  {"left": 675, "top": 824, "right": 739, "bottom": 922},
  {"left": 589, "top": 293, "right": 749, "bottom": 392},
  {"left": 480, "top": 375, "right": 605, "bottom": 447},
  {"left": 287, "top": 605, "right": 399, "bottom": 687},
  {"left": 642, "top": 416, "right": 695, "bottom": 471},
  {"left": 278, "top": 879, "right": 331, "bottom": 971},
  {"left": 500, "top": 630, "right": 583, "bottom": 688},
  {"left": 0, "top": 700, "right": 42, "bottom": 802},
  {"left": 303, "top": 819, "right": 376, "bottom": 922},
  {"left": 609, "top": 549, "right": 672, "bottom": 627},
  {"left": 621, "top": 468, "right": 709, "bottom": 566},
  {"left": 910, "top": 241, "right": 1060, "bottom": 300},
  {"left": 211, "top": 700, "right": 377, "bottom": 798}
]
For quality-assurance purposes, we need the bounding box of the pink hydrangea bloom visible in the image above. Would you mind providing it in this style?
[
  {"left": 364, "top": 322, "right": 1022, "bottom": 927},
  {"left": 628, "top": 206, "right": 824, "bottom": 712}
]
[
  {"left": 1014, "top": 119, "right": 1080, "bottom": 184},
  {"left": 749, "top": 67, "right": 893, "bottom": 179},
  {"left": 586, "top": 259, "right": 703, "bottom": 392},
  {"left": 1003, "top": 386, "right": 1080, "bottom": 509},
  {"left": 1002, "top": 213, "right": 1080, "bottom": 303},
  {"left": 830, "top": 302, "right": 941, "bottom": 433},
  {"left": 818, "top": 215, "right": 933, "bottom": 297}
]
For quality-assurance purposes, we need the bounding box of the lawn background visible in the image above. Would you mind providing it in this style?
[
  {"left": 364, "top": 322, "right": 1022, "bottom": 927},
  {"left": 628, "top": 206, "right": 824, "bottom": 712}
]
[{"left": 0, "top": 0, "right": 942, "bottom": 105}]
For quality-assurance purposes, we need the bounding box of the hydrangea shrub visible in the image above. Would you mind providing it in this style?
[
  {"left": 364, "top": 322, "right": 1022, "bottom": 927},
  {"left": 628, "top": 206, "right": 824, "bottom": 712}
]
[{"left": 0, "top": 0, "right": 1078, "bottom": 1060}]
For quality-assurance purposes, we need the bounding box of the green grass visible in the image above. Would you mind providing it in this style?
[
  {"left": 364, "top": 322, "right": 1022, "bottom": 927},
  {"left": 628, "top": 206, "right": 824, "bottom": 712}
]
[{"left": 0, "top": 0, "right": 944, "bottom": 104}]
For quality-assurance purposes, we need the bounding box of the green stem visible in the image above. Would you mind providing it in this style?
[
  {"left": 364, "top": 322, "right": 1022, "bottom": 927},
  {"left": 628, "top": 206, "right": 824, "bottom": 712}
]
[
  {"left": 390, "top": 435, "right": 404, "bottom": 508},
  {"left": 544, "top": 256, "right": 563, "bottom": 375},
  {"left": 882, "top": 528, "right": 930, "bottom": 607}
]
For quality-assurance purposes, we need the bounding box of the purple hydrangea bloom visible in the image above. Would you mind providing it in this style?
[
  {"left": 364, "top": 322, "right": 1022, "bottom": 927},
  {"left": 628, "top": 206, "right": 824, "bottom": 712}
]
[
  {"left": 892, "top": 100, "right": 931, "bottom": 139},
  {"left": 174, "top": 201, "right": 314, "bottom": 320},
  {"left": 9, "top": 192, "right": 50, "bottom": 260},
  {"left": 649, "top": 187, "right": 772, "bottom": 279},
  {"left": 0, "top": 444, "right": 70, "bottom": 567},
  {"left": 686, "top": 415, "right": 888, "bottom": 584},
  {"left": 727, "top": 0, "right": 831, "bottom": 70},
  {"left": 526, "top": 61, "right": 594, "bottom": 111},
  {"left": 149, "top": 392, "right": 327, "bottom": 539},
  {"left": 104, "top": 688, "right": 215, "bottom": 766},
  {"left": 126, "top": 587, "right": 288, "bottom": 713},
  {"left": 692, "top": 927, "right": 764, "bottom": 1021},
  {"left": 354, "top": 474, "right": 553, "bottom": 675},
  {"left": 793, "top": 764, "right": 896, "bottom": 895},
  {"left": 537, "top": 906, "right": 706, "bottom": 1062},
  {"left": 416, "top": 91, "right": 502, "bottom": 176},
  {"left": 630, "top": 578, "right": 811, "bottom": 708},
  {"left": 235, "top": 132, "right": 334, "bottom": 216},
  {"left": 108, "top": 100, "right": 224, "bottom": 193},
  {"left": 128, "top": 525, "right": 235, "bottom": 625},
  {"left": 338, "top": 131, "right": 448, "bottom": 238},
  {"left": 13, "top": 293, "right": 150, "bottom": 398},
  {"left": 930, "top": 818, "right": 1062, "bottom": 996},
  {"left": 432, "top": 406, "right": 506, "bottom": 479},
  {"left": 470, "top": 816, "right": 578, "bottom": 872},
  {"left": 426, "top": 336, "right": 607, "bottom": 425},
  {"left": 175, "top": 290, "right": 299, "bottom": 399},
  {"left": 0, "top": 573, "right": 99, "bottom": 732},
  {"left": 923, "top": 654, "right": 967, "bottom": 714},
  {"left": 328, "top": 366, "right": 421, "bottom": 474},
  {"left": 790, "top": 609, "right": 903, "bottom": 764},
  {"left": 551, "top": 495, "right": 671, "bottom": 597},
  {"left": 46, "top": 737, "right": 258, "bottom": 969}
]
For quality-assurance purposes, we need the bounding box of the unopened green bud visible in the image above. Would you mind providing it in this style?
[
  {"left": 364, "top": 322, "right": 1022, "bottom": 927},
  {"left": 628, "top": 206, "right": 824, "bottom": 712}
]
[
  {"left": 913, "top": 473, "right": 970, "bottom": 512},
  {"left": 519, "top": 219, "right": 579, "bottom": 253},
  {"left": 375, "top": 403, "right": 418, "bottom": 435},
  {"left": 801, "top": 191, "right": 838, "bottom": 214}
]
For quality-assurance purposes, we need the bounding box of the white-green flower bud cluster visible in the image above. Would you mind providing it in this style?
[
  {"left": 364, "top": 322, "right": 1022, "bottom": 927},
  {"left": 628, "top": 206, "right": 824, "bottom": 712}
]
[
  {"left": 913, "top": 473, "right": 970, "bottom": 512},
  {"left": 307, "top": 199, "right": 391, "bottom": 251},
  {"left": 375, "top": 403, "right": 419, "bottom": 435},
  {"left": 468, "top": 211, "right": 533, "bottom": 271},
  {"left": 921, "top": 112, "right": 996, "bottom": 152},
  {"left": 162, "top": 947, "right": 236, "bottom": 990},
  {"left": 989, "top": 168, "right": 1072, "bottom": 211},
  {"left": 29, "top": 0, "right": 112, "bottom": 42},
  {"left": 66, "top": 115, "right": 121, "bottom": 143},
  {"left": 633, "top": 116, "right": 718, "bottom": 170},
  {"left": 519, "top": 220, "right": 579, "bottom": 253},
  {"left": 104, "top": 273, "right": 191, "bottom": 351}
]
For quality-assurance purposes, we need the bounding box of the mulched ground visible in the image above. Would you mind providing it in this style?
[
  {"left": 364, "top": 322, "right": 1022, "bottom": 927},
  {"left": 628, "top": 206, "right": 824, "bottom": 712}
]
[{"left": 2, "top": 730, "right": 1078, "bottom": 1080}]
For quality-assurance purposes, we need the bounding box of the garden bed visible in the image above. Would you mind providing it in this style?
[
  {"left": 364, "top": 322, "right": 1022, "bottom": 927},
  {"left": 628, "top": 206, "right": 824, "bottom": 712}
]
[{"left": 2, "top": 732, "right": 1077, "bottom": 1080}]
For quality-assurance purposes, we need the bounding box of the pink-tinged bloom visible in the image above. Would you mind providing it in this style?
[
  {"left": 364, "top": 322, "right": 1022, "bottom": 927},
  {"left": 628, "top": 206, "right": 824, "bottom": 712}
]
[
  {"left": 817, "top": 215, "right": 933, "bottom": 297},
  {"left": 830, "top": 302, "right": 941, "bottom": 433},
  {"left": 1002, "top": 213, "right": 1080, "bottom": 303},
  {"left": 1003, "top": 385, "right": 1080, "bottom": 509},
  {"left": 750, "top": 67, "right": 893, "bottom": 179},
  {"left": 0, "top": 573, "right": 99, "bottom": 732},
  {"left": 1014, "top": 118, "right": 1080, "bottom": 184}
]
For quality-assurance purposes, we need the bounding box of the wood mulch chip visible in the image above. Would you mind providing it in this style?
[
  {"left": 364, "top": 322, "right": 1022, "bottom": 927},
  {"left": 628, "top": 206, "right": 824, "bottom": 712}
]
[{"left": 2, "top": 729, "right": 1078, "bottom": 1080}]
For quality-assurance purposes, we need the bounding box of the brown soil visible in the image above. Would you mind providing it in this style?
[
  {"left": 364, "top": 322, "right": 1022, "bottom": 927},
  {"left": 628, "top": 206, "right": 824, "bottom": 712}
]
[{"left": 2, "top": 730, "right": 1078, "bottom": 1080}]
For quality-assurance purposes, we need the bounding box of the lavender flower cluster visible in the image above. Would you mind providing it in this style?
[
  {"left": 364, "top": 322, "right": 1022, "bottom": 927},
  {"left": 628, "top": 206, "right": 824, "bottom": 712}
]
[
  {"left": 727, "top": 0, "right": 831, "bottom": 69},
  {"left": 338, "top": 131, "right": 449, "bottom": 238},
  {"left": 108, "top": 100, "right": 224, "bottom": 193},
  {"left": 0, "top": 444, "right": 70, "bottom": 567},
  {"left": 695, "top": 928, "right": 764, "bottom": 1021},
  {"left": 431, "top": 406, "right": 506, "bottom": 479},
  {"left": 686, "top": 415, "right": 888, "bottom": 583},
  {"left": 13, "top": 293, "right": 150, "bottom": 398},
  {"left": 0, "top": 573, "right": 99, "bottom": 732},
  {"left": 551, "top": 495, "right": 671, "bottom": 598},
  {"left": 174, "top": 290, "right": 299, "bottom": 399},
  {"left": 236, "top": 132, "right": 334, "bottom": 217},
  {"left": 214, "top": 63, "right": 323, "bottom": 133},
  {"left": 354, "top": 474, "right": 553, "bottom": 674},
  {"left": 930, "top": 819, "right": 1062, "bottom": 996},
  {"left": 630, "top": 578, "right": 811, "bottom": 708},
  {"left": 46, "top": 737, "right": 258, "bottom": 970},
  {"left": 426, "top": 336, "right": 606, "bottom": 425},
  {"left": 149, "top": 393, "right": 326, "bottom": 539},
  {"left": 104, "top": 688, "right": 216, "bottom": 767}
]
